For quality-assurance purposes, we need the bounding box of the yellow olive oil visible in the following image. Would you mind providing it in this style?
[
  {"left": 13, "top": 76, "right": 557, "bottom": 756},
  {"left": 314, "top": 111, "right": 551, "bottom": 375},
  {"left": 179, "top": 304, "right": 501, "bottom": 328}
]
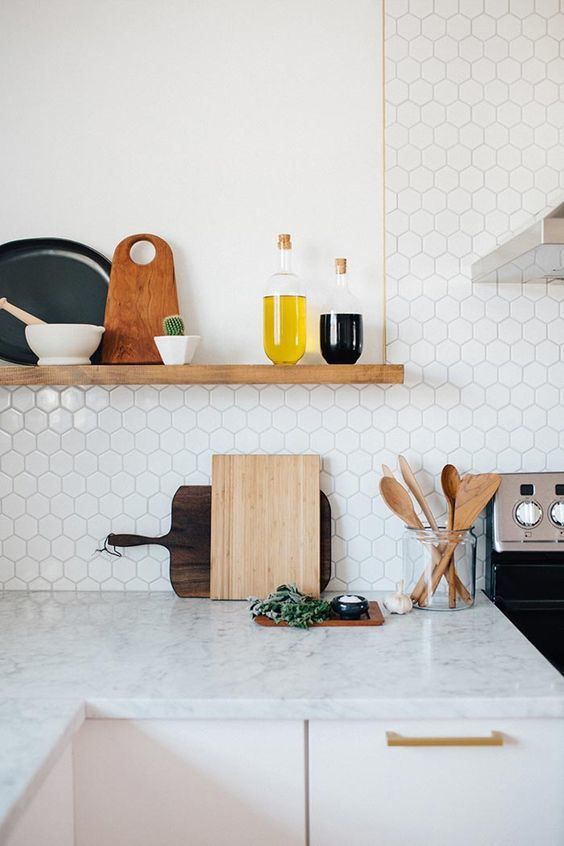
[{"left": 263, "top": 294, "right": 307, "bottom": 365}]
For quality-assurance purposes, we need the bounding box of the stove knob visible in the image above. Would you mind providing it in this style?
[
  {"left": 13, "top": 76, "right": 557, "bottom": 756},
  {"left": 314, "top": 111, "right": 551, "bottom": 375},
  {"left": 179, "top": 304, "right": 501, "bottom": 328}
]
[
  {"left": 549, "top": 501, "right": 564, "bottom": 528},
  {"left": 514, "top": 500, "right": 542, "bottom": 528}
]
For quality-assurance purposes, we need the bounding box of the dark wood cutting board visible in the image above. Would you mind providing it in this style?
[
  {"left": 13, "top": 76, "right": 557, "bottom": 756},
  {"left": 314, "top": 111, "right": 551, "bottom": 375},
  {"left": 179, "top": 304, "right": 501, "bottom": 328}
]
[
  {"left": 254, "top": 601, "right": 384, "bottom": 628},
  {"left": 107, "top": 486, "right": 332, "bottom": 597},
  {"left": 101, "top": 233, "right": 179, "bottom": 364}
]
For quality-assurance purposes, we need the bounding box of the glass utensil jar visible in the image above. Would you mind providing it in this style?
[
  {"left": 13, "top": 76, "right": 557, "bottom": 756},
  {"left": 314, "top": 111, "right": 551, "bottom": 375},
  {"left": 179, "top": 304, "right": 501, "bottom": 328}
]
[
  {"left": 263, "top": 234, "right": 306, "bottom": 365},
  {"left": 403, "top": 527, "right": 476, "bottom": 611}
]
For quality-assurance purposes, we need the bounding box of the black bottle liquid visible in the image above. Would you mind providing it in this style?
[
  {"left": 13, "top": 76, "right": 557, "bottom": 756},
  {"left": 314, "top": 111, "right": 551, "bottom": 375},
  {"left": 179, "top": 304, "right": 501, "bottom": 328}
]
[
  {"left": 320, "top": 258, "right": 363, "bottom": 364},
  {"left": 320, "top": 312, "right": 363, "bottom": 364}
]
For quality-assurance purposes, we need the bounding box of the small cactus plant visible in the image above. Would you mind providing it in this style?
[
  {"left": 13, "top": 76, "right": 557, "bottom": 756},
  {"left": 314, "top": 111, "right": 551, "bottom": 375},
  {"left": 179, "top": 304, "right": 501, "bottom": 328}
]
[{"left": 163, "top": 315, "right": 185, "bottom": 336}]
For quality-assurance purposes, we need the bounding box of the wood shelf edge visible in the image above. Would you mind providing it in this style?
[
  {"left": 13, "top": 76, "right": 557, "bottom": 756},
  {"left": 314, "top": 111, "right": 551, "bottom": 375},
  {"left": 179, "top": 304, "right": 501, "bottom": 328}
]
[{"left": 0, "top": 363, "right": 404, "bottom": 386}]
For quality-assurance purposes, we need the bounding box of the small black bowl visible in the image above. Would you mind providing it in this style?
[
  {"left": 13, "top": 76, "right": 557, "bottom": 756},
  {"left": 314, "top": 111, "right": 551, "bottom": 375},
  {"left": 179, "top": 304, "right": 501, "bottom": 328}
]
[{"left": 331, "top": 594, "right": 369, "bottom": 620}]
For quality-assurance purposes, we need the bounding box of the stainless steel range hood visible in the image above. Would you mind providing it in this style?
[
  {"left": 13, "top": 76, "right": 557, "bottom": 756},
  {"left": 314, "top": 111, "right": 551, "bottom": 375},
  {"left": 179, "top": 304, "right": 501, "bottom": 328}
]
[{"left": 471, "top": 202, "right": 564, "bottom": 284}]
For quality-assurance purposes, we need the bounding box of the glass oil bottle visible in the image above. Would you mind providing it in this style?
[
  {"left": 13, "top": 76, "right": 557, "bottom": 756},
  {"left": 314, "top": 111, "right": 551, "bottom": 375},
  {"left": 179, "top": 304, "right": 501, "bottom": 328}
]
[{"left": 263, "top": 234, "right": 307, "bottom": 365}]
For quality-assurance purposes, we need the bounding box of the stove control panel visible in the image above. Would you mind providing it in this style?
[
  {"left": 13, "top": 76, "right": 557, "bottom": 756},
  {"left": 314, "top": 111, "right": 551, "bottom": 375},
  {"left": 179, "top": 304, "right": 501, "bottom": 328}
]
[{"left": 492, "top": 473, "right": 564, "bottom": 552}]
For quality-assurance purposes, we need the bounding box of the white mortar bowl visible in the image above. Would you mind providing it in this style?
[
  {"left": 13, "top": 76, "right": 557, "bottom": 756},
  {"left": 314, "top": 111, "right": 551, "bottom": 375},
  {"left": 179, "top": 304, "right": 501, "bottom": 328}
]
[{"left": 25, "top": 324, "right": 105, "bottom": 365}]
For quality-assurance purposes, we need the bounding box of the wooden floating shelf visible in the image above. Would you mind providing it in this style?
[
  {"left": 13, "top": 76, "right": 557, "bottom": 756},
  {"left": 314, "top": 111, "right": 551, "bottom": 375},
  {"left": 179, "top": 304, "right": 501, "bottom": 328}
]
[{"left": 0, "top": 363, "right": 404, "bottom": 387}]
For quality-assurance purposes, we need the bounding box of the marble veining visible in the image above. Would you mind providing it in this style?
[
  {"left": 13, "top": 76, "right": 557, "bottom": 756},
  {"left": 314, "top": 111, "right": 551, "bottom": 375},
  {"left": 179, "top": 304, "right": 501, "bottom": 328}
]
[{"left": 0, "top": 590, "right": 563, "bottom": 839}]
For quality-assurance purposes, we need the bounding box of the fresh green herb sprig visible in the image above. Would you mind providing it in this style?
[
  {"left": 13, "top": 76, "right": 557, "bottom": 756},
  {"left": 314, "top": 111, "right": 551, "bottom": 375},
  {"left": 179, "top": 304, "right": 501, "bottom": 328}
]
[{"left": 250, "top": 583, "right": 331, "bottom": 629}]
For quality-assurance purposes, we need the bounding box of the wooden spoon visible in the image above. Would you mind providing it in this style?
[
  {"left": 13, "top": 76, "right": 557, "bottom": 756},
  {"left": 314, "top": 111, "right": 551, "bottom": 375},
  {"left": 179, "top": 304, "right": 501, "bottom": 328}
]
[
  {"left": 417, "top": 473, "right": 501, "bottom": 606},
  {"left": 381, "top": 463, "right": 394, "bottom": 478},
  {"left": 379, "top": 476, "right": 421, "bottom": 529},
  {"left": 441, "top": 464, "right": 461, "bottom": 608},
  {"left": 0, "top": 297, "right": 45, "bottom": 325}
]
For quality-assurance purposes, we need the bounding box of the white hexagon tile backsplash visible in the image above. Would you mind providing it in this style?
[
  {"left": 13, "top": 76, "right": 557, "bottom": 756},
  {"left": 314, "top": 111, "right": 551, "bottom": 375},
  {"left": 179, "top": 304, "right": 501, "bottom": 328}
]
[{"left": 1, "top": 0, "right": 564, "bottom": 591}]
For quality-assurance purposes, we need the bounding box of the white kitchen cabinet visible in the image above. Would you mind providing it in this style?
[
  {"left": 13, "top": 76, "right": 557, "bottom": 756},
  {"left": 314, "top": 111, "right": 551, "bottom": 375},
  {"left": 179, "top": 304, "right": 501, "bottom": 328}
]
[
  {"left": 5, "top": 746, "right": 74, "bottom": 846},
  {"left": 73, "top": 719, "right": 306, "bottom": 846},
  {"left": 309, "top": 719, "right": 564, "bottom": 846}
]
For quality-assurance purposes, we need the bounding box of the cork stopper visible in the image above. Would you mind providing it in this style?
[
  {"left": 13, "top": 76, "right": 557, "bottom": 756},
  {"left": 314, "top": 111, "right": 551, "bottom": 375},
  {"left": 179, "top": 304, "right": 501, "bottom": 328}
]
[
  {"left": 278, "top": 234, "right": 292, "bottom": 250},
  {"left": 335, "top": 258, "right": 347, "bottom": 274}
]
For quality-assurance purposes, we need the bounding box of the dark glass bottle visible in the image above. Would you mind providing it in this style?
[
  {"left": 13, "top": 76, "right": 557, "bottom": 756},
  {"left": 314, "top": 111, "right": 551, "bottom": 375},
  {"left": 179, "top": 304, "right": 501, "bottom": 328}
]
[{"left": 320, "top": 258, "right": 363, "bottom": 364}]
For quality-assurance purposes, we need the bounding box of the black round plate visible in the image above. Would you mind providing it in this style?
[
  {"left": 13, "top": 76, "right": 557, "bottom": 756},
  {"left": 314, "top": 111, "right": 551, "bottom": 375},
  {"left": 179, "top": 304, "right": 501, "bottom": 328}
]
[{"left": 0, "top": 238, "right": 110, "bottom": 365}]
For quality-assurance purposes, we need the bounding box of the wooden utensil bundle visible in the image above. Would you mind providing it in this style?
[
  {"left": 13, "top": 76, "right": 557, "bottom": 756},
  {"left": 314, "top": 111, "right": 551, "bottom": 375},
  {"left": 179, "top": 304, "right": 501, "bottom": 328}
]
[{"left": 379, "top": 457, "right": 500, "bottom": 608}]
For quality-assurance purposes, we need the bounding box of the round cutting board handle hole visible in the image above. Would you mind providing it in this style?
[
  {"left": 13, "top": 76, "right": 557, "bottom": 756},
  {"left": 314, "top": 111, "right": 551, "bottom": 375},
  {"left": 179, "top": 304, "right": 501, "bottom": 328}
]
[{"left": 129, "top": 240, "right": 156, "bottom": 265}]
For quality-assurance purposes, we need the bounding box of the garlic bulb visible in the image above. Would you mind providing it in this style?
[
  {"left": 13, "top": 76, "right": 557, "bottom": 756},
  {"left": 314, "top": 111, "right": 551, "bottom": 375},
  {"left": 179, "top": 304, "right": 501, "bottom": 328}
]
[{"left": 384, "top": 580, "right": 413, "bottom": 615}]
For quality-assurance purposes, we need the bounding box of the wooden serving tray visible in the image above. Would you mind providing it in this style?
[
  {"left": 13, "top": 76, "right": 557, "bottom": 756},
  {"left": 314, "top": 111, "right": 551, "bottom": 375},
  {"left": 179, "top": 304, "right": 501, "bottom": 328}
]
[{"left": 254, "top": 601, "right": 384, "bottom": 628}]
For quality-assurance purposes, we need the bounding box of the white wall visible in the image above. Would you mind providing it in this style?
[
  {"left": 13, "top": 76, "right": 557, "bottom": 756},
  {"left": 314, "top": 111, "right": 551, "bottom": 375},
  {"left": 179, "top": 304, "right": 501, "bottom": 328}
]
[
  {"left": 0, "top": 0, "right": 384, "bottom": 363},
  {"left": 1, "top": 1, "right": 563, "bottom": 594}
]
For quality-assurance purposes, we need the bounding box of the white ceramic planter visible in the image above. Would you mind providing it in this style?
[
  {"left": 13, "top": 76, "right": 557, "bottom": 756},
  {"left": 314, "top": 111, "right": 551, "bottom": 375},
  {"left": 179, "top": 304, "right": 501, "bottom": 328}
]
[
  {"left": 154, "top": 335, "right": 200, "bottom": 365},
  {"left": 25, "top": 324, "right": 105, "bottom": 365}
]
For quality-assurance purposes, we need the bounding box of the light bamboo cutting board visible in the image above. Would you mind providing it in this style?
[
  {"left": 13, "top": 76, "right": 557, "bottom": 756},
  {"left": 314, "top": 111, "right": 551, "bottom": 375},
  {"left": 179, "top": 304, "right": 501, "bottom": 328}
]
[{"left": 210, "top": 455, "right": 321, "bottom": 600}]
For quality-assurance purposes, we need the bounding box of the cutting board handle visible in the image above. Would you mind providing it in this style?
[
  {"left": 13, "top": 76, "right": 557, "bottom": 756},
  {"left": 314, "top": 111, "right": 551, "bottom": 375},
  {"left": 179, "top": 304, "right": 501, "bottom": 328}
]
[
  {"left": 113, "top": 233, "right": 173, "bottom": 268},
  {"left": 108, "top": 532, "right": 168, "bottom": 548}
]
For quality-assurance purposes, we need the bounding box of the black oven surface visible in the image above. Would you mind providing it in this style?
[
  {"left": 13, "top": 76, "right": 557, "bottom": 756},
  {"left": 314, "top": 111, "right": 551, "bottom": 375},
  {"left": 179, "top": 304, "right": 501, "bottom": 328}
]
[
  {"left": 486, "top": 473, "right": 564, "bottom": 678},
  {"left": 496, "top": 599, "right": 564, "bottom": 676}
]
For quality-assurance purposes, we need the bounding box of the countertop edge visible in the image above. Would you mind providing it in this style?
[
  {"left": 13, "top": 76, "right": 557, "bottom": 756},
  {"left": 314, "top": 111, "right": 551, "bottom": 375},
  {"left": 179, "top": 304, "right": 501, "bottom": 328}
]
[{"left": 84, "top": 696, "right": 564, "bottom": 721}]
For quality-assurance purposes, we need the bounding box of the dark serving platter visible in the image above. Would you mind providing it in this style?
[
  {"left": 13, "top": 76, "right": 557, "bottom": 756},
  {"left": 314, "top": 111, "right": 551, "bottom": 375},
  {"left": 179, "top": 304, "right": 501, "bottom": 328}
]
[{"left": 0, "top": 237, "right": 110, "bottom": 364}]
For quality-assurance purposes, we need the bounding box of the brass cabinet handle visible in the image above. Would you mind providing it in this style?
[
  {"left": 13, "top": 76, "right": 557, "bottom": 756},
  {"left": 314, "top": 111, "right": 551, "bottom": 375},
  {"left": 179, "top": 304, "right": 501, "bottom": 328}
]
[{"left": 386, "top": 730, "right": 504, "bottom": 747}]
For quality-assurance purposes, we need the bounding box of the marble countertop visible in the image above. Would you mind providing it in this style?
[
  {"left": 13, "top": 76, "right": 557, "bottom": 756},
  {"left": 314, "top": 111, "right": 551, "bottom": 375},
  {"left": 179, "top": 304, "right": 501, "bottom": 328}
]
[{"left": 1, "top": 590, "right": 563, "bottom": 839}]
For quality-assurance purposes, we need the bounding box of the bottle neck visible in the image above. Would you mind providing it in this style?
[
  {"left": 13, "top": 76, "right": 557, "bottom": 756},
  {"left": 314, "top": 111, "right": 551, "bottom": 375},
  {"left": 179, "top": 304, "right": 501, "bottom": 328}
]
[
  {"left": 335, "top": 269, "right": 348, "bottom": 289},
  {"left": 279, "top": 248, "right": 292, "bottom": 273}
]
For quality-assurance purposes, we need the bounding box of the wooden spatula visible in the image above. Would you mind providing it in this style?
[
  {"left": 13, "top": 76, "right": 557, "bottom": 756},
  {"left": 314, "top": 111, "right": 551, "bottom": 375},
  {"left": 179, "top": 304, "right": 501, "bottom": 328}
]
[{"left": 416, "top": 473, "right": 501, "bottom": 606}]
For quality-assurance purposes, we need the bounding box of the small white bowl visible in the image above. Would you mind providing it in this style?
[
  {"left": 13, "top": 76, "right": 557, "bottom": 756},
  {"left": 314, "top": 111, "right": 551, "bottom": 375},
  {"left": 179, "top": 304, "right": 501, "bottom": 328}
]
[
  {"left": 25, "top": 324, "right": 105, "bottom": 365},
  {"left": 154, "top": 335, "right": 200, "bottom": 365}
]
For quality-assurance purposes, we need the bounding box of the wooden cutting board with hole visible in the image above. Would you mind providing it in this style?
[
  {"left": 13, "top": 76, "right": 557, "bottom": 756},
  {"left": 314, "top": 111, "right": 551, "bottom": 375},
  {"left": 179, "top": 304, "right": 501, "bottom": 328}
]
[
  {"left": 101, "top": 233, "right": 179, "bottom": 364},
  {"left": 211, "top": 455, "right": 321, "bottom": 599}
]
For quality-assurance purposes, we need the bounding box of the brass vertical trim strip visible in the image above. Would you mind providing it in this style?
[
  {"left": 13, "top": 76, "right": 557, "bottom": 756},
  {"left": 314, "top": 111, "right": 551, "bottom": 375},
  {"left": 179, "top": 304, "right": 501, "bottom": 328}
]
[
  {"left": 381, "top": 0, "right": 388, "bottom": 363},
  {"left": 304, "top": 721, "right": 310, "bottom": 846}
]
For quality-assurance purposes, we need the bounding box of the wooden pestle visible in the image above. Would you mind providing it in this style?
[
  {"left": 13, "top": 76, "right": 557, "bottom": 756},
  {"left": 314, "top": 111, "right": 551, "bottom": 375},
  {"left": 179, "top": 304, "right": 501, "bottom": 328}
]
[{"left": 0, "top": 297, "right": 46, "bottom": 325}]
